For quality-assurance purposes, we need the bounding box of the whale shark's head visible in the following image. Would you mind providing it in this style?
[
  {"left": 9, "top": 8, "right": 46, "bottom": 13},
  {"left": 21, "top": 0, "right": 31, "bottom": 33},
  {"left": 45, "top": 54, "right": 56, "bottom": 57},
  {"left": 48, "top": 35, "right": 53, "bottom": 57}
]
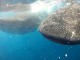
[{"left": 39, "top": 2, "right": 80, "bottom": 45}]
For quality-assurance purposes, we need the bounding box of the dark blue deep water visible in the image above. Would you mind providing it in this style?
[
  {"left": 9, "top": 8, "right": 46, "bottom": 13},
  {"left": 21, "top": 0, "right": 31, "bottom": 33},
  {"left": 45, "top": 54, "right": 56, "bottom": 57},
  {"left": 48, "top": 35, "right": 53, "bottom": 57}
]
[
  {"left": 0, "top": 30, "right": 80, "bottom": 60},
  {"left": 0, "top": 0, "right": 80, "bottom": 60}
]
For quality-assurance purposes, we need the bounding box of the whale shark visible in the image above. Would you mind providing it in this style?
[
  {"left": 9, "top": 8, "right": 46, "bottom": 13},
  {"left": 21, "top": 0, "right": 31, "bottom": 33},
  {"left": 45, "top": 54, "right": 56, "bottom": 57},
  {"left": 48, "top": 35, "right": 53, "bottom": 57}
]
[{"left": 39, "top": 2, "right": 80, "bottom": 45}]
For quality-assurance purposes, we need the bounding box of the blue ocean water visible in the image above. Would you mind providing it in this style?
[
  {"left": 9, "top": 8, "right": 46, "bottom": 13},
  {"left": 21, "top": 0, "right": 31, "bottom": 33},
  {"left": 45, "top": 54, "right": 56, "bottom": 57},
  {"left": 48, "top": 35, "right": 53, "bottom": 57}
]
[
  {"left": 0, "top": 0, "right": 80, "bottom": 60},
  {"left": 0, "top": 30, "right": 80, "bottom": 60}
]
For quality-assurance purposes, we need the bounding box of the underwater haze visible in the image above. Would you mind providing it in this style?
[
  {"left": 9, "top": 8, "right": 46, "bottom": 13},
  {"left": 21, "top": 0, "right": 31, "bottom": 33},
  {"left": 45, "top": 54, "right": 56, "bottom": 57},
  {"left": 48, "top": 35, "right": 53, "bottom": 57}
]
[{"left": 0, "top": 0, "right": 80, "bottom": 60}]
